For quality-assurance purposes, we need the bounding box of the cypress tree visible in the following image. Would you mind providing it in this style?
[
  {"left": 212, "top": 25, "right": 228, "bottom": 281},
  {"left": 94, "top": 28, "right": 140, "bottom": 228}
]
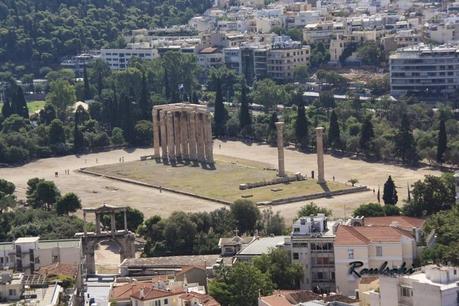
[
  {"left": 394, "top": 114, "right": 419, "bottom": 165},
  {"left": 382, "top": 175, "right": 398, "bottom": 205},
  {"left": 83, "top": 65, "right": 91, "bottom": 100},
  {"left": 267, "top": 112, "right": 278, "bottom": 145},
  {"left": 214, "top": 80, "right": 227, "bottom": 137},
  {"left": 359, "top": 116, "right": 374, "bottom": 156},
  {"left": 295, "top": 93, "right": 309, "bottom": 151},
  {"left": 139, "top": 72, "right": 150, "bottom": 120},
  {"left": 328, "top": 110, "right": 341, "bottom": 149},
  {"left": 436, "top": 118, "right": 447, "bottom": 164},
  {"left": 73, "top": 124, "right": 85, "bottom": 152},
  {"left": 7, "top": 81, "right": 29, "bottom": 118},
  {"left": 239, "top": 79, "right": 251, "bottom": 132},
  {"left": 1, "top": 97, "right": 12, "bottom": 118}
]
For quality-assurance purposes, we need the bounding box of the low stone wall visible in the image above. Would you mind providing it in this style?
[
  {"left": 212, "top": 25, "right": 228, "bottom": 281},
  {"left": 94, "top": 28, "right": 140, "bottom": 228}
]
[
  {"left": 239, "top": 173, "right": 305, "bottom": 190},
  {"left": 257, "top": 186, "right": 369, "bottom": 205}
]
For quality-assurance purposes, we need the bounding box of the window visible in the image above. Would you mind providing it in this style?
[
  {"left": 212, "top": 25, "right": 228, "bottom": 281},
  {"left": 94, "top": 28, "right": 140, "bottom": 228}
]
[
  {"left": 348, "top": 249, "right": 354, "bottom": 259},
  {"left": 293, "top": 252, "right": 299, "bottom": 260},
  {"left": 164, "top": 298, "right": 168, "bottom": 304},
  {"left": 376, "top": 246, "right": 383, "bottom": 257},
  {"left": 8, "top": 289, "right": 16, "bottom": 296},
  {"left": 400, "top": 286, "right": 412, "bottom": 297}
]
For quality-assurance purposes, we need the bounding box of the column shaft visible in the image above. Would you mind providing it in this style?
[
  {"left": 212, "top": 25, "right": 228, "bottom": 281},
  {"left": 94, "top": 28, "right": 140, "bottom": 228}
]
[
  {"left": 181, "top": 112, "right": 190, "bottom": 160},
  {"left": 95, "top": 213, "right": 101, "bottom": 234},
  {"left": 152, "top": 108, "right": 160, "bottom": 158},
  {"left": 189, "top": 112, "right": 198, "bottom": 160},
  {"left": 204, "top": 113, "right": 214, "bottom": 163},
  {"left": 196, "top": 114, "right": 205, "bottom": 162},
  {"left": 316, "top": 127, "right": 325, "bottom": 184},
  {"left": 275, "top": 122, "right": 285, "bottom": 177},
  {"left": 174, "top": 112, "right": 182, "bottom": 159},
  {"left": 110, "top": 214, "right": 116, "bottom": 236},
  {"left": 123, "top": 209, "right": 128, "bottom": 232},
  {"left": 166, "top": 112, "right": 175, "bottom": 161},
  {"left": 160, "top": 110, "right": 168, "bottom": 160}
]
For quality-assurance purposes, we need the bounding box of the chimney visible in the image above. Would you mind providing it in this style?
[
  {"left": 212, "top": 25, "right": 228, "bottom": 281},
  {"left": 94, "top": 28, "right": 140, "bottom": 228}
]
[{"left": 139, "top": 288, "right": 145, "bottom": 300}]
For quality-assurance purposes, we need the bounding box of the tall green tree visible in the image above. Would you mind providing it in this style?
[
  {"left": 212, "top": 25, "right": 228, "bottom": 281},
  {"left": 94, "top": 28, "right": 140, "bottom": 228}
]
[
  {"left": 295, "top": 95, "right": 309, "bottom": 151},
  {"left": 382, "top": 175, "right": 398, "bottom": 205},
  {"left": 9, "top": 82, "right": 29, "bottom": 118},
  {"left": 328, "top": 110, "right": 341, "bottom": 149},
  {"left": 394, "top": 114, "right": 419, "bottom": 165},
  {"left": 359, "top": 116, "right": 374, "bottom": 156},
  {"left": 403, "top": 173, "right": 455, "bottom": 217},
  {"left": 253, "top": 248, "right": 303, "bottom": 290},
  {"left": 437, "top": 118, "right": 447, "bottom": 164},
  {"left": 239, "top": 79, "right": 251, "bottom": 133},
  {"left": 46, "top": 80, "right": 76, "bottom": 120},
  {"left": 83, "top": 65, "right": 91, "bottom": 100},
  {"left": 230, "top": 199, "right": 260, "bottom": 235},
  {"left": 209, "top": 262, "right": 273, "bottom": 306},
  {"left": 48, "top": 119, "right": 66, "bottom": 145},
  {"left": 56, "top": 193, "right": 81, "bottom": 215},
  {"left": 214, "top": 80, "right": 227, "bottom": 137},
  {"left": 31, "top": 180, "right": 61, "bottom": 210}
]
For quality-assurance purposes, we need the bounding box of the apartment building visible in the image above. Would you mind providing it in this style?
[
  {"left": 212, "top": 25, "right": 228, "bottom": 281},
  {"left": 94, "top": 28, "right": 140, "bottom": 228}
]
[
  {"left": 267, "top": 37, "right": 310, "bottom": 81},
  {"left": 290, "top": 215, "right": 337, "bottom": 292},
  {"left": 0, "top": 237, "right": 82, "bottom": 275},
  {"left": 334, "top": 224, "right": 417, "bottom": 297},
  {"left": 99, "top": 48, "right": 158, "bottom": 70},
  {"left": 303, "top": 22, "right": 346, "bottom": 44},
  {"left": 197, "top": 47, "right": 224, "bottom": 70},
  {"left": 368, "top": 265, "right": 459, "bottom": 306},
  {"left": 389, "top": 44, "right": 459, "bottom": 96}
]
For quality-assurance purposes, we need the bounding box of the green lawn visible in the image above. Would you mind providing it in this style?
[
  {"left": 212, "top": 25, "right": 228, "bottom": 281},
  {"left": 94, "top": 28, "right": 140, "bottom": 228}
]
[
  {"left": 27, "top": 100, "right": 46, "bottom": 113},
  {"left": 86, "top": 155, "right": 350, "bottom": 204}
]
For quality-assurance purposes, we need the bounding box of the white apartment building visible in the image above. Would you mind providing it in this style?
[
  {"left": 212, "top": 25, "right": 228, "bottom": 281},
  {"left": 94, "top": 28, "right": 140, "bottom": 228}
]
[
  {"left": 369, "top": 265, "right": 459, "bottom": 306},
  {"left": 334, "top": 224, "right": 417, "bottom": 297},
  {"left": 0, "top": 237, "right": 82, "bottom": 274},
  {"left": 290, "top": 215, "right": 336, "bottom": 292},
  {"left": 100, "top": 48, "right": 159, "bottom": 70},
  {"left": 303, "top": 22, "right": 346, "bottom": 44},
  {"left": 389, "top": 43, "right": 459, "bottom": 96}
]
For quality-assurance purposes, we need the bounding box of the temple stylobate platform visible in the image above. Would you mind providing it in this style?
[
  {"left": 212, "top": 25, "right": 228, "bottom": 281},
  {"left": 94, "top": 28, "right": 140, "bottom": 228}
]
[{"left": 152, "top": 103, "right": 214, "bottom": 164}]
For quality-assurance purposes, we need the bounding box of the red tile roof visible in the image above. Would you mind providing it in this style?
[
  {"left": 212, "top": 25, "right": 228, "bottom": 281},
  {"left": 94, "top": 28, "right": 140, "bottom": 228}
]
[
  {"left": 37, "top": 263, "right": 78, "bottom": 279},
  {"left": 110, "top": 281, "right": 151, "bottom": 301},
  {"left": 131, "top": 286, "right": 184, "bottom": 301},
  {"left": 260, "top": 294, "right": 293, "bottom": 306},
  {"left": 364, "top": 216, "right": 425, "bottom": 230},
  {"left": 335, "top": 225, "right": 414, "bottom": 245},
  {"left": 179, "top": 292, "right": 221, "bottom": 306}
]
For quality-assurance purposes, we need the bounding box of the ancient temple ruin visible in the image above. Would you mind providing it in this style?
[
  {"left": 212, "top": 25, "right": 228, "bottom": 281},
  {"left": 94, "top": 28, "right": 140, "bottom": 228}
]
[{"left": 152, "top": 103, "right": 214, "bottom": 164}]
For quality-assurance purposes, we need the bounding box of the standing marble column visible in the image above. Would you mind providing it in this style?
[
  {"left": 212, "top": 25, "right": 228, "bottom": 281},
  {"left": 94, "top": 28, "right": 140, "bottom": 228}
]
[
  {"left": 160, "top": 110, "right": 168, "bottom": 160},
  {"left": 166, "top": 111, "right": 175, "bottom": 162},
  {"left": 83, "top": 211, "right": 87, "bottom": 236},
  {"left": 110, "top": 213, "right": 116, "bottom": 236},
  {"left": 174, "top": 112, "right": 182, "bottom": 159},
  {"left": 95, "top": 213, "right": 101, "bottom": 234},
  {"left": 315, "top": 127, "right": 325, "bottom": 184},
  {"left": 189, "top": 112, "right": 198, "bottom": 160},
  {"left": 152, "top": 109, "right": 160, "bottom": 159},
  {"left": 196, "top": 114, "right": 205, "bottom": 162},
  {"left": 275, "top": 122, "right": 285, "bottom": 177},
  {"left": 204, "top": 113, "right": 214, "bottom": 163},
  {"left": 181, "top": 112, "right": 189, "bottom": 160}
]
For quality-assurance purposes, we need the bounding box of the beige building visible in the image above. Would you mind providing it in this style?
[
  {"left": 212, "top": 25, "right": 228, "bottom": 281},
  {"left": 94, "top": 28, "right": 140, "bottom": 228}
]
[
  {"left": 0, "top": 272, "right": 23, "bottom": 302},
  {"left": 303, "top": 22, "right": 346, "bottom": 44},
  {"left": 334, "top": 225, "right": 417, "bottom": 297},
  {"left": 267, "top": 44, "right": 310, "bottom": 81},
  {"left": 368, "top": 265, "right": 459, "bottom": 306},
  {"left": 0, "top": 237, "right": 81, "bottom": 275}
]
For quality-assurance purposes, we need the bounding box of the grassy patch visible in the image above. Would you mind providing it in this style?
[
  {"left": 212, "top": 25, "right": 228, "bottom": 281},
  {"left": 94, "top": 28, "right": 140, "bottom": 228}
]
[
  {"left": 27, "top": 100, "right": 46, "bottom": 113},
  {"left": 86, "top": 155, "right": 350, "bottom": 203}
]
